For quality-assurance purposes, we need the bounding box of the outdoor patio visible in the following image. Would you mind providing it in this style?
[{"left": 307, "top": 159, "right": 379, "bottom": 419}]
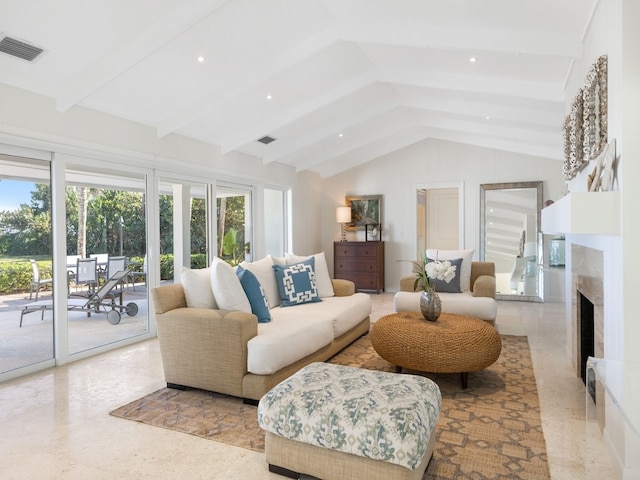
[{"left": 0, "top": 282, "right": 150, "bottom": 373}]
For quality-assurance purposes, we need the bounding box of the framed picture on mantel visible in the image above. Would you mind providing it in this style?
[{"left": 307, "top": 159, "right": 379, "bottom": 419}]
[{"left": 346, "top": 195, "right": 382, "bottom": 231}]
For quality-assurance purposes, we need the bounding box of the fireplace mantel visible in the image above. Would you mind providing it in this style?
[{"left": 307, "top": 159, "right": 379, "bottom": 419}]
[{"left": 541, "top": 191, "right": 620, "bottom": 235}]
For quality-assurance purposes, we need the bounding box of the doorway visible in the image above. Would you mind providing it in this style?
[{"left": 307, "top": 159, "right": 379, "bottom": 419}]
[{"left": 416, "top": 185, "right": 462, "bottom": 257}]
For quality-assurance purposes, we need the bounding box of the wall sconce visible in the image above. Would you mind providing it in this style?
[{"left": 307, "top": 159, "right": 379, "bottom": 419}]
[{"left": 336, "top": 206, "right": 351, "bottom": 242}]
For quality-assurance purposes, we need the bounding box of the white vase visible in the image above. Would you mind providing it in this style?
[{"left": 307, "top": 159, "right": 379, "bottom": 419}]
[{"left": 419, "top": 290, "right": 441, "bottom": 321}]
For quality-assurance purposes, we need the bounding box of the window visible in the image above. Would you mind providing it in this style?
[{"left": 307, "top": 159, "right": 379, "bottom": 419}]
[{"left": 216, "top": 184, "right": 252, "bottom": 265}]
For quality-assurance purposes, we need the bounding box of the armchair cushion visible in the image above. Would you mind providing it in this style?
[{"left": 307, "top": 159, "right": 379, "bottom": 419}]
[{"left": 427, "top": 249, "right": 474, "bottom": 291}]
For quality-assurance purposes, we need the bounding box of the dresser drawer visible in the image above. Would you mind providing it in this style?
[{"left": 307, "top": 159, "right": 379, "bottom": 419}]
[
  {"left": 334, "top": 258, "right": 379, "bottom": 273},
  {"left": 334, "top": 244, "right": 357, "bottom": 258}
]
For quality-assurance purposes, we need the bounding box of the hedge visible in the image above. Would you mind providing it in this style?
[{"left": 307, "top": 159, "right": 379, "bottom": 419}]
[{"left": 0, "top": 254, "right": 207, "bottom": 295}]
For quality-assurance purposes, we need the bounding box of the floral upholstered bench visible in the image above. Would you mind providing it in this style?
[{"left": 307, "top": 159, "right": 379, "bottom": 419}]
[{"left": 257, "top": 362, "right": 441, "bottom": 480}]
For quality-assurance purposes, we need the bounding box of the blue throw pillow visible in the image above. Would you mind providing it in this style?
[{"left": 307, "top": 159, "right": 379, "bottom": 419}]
[
  {"left": 236, "top": 266, "right": 271, "bottom": 323},
  {"left": 272, "top": 258, "right": 322, "bottom": 307},
  {"left": 427, "top": 257, "right": 463, "bottom": 293}
]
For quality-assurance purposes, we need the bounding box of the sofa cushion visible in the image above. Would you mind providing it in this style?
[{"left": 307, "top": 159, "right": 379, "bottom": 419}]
[
  {"left": 427, "top": 249, "right": 474, "bottom": 292},
  {"left": 237, "top": 266, "right": 271, "bottom": 323},
  {"left": 209, "top": 257, "right": 251, "bottom": 313},
  {"left": 427, "top": 257, "right": 463, "bottom": 293},
  {"left": 286, "top": 252, "right": 334, "bottom": 298},
  {"left": 273, "top": 258, "right": 321, "bottom": 307},
  {"left": 180, "top": 266, "right": 217, "bottom": 309},
  {"left": 270, "top": 293, "right": 371, "bottom": 338},
  {"left": 239, "top": 255, "right": 280, "bottom": 309},
  {"left": 247, "top": 315, "right": 334, "bottom": 375},
  {"left": 393, "top": 290, "right": 497, "bottom": 322}
]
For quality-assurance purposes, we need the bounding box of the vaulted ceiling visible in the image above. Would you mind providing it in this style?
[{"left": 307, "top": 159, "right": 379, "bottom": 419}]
[{"left": 0, "top": 0, "right": 597, "bottom": 178}]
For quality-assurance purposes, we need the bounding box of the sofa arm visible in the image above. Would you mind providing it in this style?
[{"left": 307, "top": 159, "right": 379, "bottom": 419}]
[
  {"left": 155, "top": 307, "right": 258, "bottom": 397},
  {"left": 151, "top": 283, "right": 187, "bottom": 313},
  {"left": 472, "top": 275, "right": 496, "bottom": 299},
  {"left": 332, "top": 278, "right": 355, "bottom": 296},
  {"left": 399, "top": 275, "right": 419, "bottom": 292}
]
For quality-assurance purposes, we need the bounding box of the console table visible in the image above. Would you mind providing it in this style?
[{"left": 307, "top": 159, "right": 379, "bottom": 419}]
[{"left": 334, "top": 241, "right": 384, "bottom": 293}]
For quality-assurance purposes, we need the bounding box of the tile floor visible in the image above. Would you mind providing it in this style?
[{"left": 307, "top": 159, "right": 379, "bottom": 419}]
[{"left": 0, "top": 294, "right": 618, "bottom": 479}]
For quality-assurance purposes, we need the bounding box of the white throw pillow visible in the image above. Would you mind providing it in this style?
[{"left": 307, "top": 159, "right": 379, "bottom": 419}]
[
  {"left": 286, "top": 251, "right": 335, "bottom": 298},
  {"left": 426, "top": 249, "right": 475, "bottom": 292},
  {"left": 181, "top": 266, "right": 217, "bottom": 309},
  {"left": 209, "top": 257, "right": 251, "bottom": 312},
  {"left": 239, "top": 255, "right": 280, "bottom": 309}
]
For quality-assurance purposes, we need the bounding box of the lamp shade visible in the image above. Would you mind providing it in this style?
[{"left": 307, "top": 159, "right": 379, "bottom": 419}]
[{"left": 336, "top": 206, "right": 351, "bottom": 223}]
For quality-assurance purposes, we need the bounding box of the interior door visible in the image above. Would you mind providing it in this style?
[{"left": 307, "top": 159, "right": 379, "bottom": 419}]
[{"left": 425, "top": 188, "right": 459, "bottom": 250}]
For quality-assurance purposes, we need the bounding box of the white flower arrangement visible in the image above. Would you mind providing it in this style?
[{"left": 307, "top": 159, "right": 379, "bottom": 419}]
[{"left": 405, "top": 253, "right": 457, "bottom": 292}]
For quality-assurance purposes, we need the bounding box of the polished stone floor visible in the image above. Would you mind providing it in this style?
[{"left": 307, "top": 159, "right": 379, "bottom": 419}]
[{"left": 0, "top": 294, "right": 618, "bottom": 479}]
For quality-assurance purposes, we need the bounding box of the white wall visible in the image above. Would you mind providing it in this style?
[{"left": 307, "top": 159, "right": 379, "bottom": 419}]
[{"left": 321, "top": 138, "right": 564, "bottom": 291}]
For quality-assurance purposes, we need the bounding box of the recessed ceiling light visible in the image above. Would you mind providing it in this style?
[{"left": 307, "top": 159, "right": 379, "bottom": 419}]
[
  {"left": 485, "top": 116, "right": 491, "bottom": 120},
  {"left": 338, "top": 133, "right": 343, "bottom": 138},
  {"left": 197, "top": 56, "right": 205, "bottom": 63},
  {"left": 469, "top": 57, "right": 477, "bottom": 63},
  {"left": 266, "top": 94, "right": 272, "bottom": 100}
]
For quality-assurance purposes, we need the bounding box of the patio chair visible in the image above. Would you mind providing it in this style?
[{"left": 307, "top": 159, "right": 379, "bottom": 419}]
[
  {"left": 29, "top": 259, "right": 53, "bottom": 301},
  {"left": 20, "top": 270, "right": 138, "bottom": 327},
  {"left": 106, "top": 255, "right": 127, "bottom": 301},
  {"left": 130, "top": 255, "right": 147, "bottom": 291},
  {"left": 73, "top": 257, "right": 98, "bottom": 296}
]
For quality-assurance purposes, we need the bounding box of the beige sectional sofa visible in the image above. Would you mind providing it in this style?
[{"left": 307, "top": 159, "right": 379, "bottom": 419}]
[
  {"left": 393, "top": 249, "right": 498, "bottom": 322},
  {"left": 151, "top": 254, "right": 371, "bottom": 403}
]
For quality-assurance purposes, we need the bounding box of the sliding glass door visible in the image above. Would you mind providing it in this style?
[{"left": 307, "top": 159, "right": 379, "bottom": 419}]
[
  {"left": 0, "top": 155, "right": 54, "bottom": 374},
  {"left": 65, "top": 166, "right": 149, "bottom": 355}
]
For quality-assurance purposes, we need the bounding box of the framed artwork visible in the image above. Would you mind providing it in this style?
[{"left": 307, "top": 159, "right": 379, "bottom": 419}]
[
  {"left": 345, "top": 195, "right": 382, "bottom": 231},
  {"left": 365, "top": 223, "right": 382, "bottom": 242}
]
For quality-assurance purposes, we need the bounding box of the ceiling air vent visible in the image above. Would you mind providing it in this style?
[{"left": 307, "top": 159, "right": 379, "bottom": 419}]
[
  {"left": 257, "top": 135, "right": 277, "bottom": 145},
  {"left": 0, "top": 35, "right": 44, "bottom": 62}
]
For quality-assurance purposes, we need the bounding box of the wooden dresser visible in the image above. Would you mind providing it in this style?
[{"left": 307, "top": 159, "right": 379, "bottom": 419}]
[{"left": 334, "top": 241, "right": 385, "bottom": 293}]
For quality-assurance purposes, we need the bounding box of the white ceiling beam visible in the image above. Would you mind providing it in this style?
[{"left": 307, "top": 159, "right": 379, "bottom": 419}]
[
  {"left": 380, "top": 67, "right": 563, "bottom": 102},
  {"left": 339, "top": 23, "right": 583, "bottom": 58},
  {"left": 56, "top": 0, "right": 229, "bottom": 112},
  {"left": 263, "top": 97, "right": 399, "bottom": 164},
  {"left": 157, "top": 25, "right": 340, "bottom": 138},
  {"left": 420, "top": 126, "right": 562, "bottom": 160},
  {"left": 220, "top": 70, "right": 377, "bottom": 153},
  {"left": 400, "top": 97, "right": 563, "bottom": 128},
  {"left": 294, "top": 111, "right": 416, "bottom": 171},
  {"left": 315, "top": 126, "right": 429, "bottom": 179}
]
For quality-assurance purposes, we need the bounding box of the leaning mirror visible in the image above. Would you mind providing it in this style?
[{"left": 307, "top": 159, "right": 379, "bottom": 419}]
[{"left": 480, "top": 181, "right": 543, "bottom": 302}]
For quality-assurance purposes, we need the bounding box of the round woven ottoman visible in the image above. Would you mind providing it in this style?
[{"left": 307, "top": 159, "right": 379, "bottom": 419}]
[{"left": 370, "top": 312, "right": 502, "bottom": 388}]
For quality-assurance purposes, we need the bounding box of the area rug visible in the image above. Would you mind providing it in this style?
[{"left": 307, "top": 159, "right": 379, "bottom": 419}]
[{"left": 110, "top": 334, "right": 549, "bottom": 479}]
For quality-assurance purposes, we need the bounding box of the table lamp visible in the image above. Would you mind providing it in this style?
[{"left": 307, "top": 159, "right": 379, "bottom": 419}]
[{"left": 336, "top": 206, "right": 351, "bottom": 242}]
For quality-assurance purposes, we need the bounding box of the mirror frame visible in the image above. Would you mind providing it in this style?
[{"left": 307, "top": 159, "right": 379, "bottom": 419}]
[{"left": 480, "top": 181, "right": 544, "bottom": 302}]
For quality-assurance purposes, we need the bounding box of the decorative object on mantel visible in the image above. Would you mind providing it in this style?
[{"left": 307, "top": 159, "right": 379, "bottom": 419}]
[
  {"left": 345, "top": 194, "right": 382, "bottom": 231},
  {"left": 543, "top": 199, "right": 555, "bottom": 208},
  {"left": 365, "top": 223, "right": 382, "bottom": 242},
  {"left": 335, "top": 206, "right": 351, "bottom": 242},
  {"left": 563, "top": 55, "right": 608, "bottom": 180},
  {"left": 587, "top": 139, "right": 616, "bottom": 192}
]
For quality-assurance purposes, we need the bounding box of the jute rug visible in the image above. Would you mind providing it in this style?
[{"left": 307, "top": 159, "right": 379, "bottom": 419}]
[{"left": 110, "top": 334, "right": 549, "bottom": 479}]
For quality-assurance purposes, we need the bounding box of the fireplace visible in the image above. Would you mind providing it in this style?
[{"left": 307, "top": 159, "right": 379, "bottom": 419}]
[
  {"left": 571, "top": 245, "right": 604, "bottom": 380},
  {"left": 578, "top": 291, "right": 594, "bottom": 384}
]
